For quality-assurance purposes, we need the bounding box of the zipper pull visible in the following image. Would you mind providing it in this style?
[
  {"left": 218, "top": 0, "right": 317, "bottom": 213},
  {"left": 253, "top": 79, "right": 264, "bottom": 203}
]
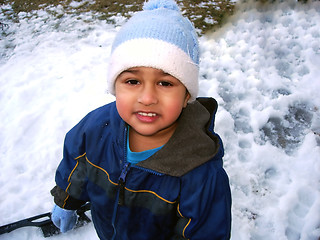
[{"left": 118, "top": 163, "right": 131, "bottom": 206}]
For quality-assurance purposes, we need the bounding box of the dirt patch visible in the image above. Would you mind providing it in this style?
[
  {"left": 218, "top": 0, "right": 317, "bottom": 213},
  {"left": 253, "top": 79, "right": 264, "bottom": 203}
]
[{"left": 1, "top": 0, "right": 236, "bottom": 34}]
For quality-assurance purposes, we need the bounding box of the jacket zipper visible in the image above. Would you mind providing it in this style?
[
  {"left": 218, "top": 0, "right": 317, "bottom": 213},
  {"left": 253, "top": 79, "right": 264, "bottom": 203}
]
[
  {"left": 111, "top": 126, "right": 130, "bottom": 240},
  {"left": 112, "top": 126, "right": 164, "bottom": 239},
  {"left": 111, "top": 162, "right": 131, "bottom": 240},
  {"left": 118, "top": 162, "right": 131, "bottom": 206}
]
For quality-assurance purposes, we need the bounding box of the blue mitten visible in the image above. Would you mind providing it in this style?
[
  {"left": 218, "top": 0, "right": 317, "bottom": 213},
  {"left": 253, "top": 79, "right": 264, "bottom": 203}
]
[{"left": 51, "top": 205, "right": 77, "bottom": 233}]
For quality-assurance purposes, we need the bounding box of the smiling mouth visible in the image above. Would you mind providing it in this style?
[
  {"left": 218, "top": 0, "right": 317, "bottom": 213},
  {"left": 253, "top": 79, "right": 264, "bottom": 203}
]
[
  {"left": 136, "top": 112, "right": 159, "bottom": 123},
  {"left": 138, "top": 112, "right": 157, "bottom": 117}
]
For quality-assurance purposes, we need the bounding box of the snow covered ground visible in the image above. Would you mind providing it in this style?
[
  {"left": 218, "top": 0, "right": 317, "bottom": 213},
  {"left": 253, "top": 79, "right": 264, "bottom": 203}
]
[{"left": 0, "top": 0, "right": 319, "bottom": 239}]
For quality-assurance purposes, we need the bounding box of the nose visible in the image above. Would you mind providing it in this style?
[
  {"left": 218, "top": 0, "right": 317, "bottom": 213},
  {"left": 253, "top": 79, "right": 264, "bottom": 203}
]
[{"left": 138, "top": 85, "right": 158, "bottom": 106}]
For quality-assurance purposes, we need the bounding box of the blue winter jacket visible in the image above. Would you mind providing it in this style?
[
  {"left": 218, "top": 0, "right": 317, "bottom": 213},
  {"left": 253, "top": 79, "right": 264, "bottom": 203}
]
[{"left": 52, "top": 98, "right": 231, "bottom": 240}]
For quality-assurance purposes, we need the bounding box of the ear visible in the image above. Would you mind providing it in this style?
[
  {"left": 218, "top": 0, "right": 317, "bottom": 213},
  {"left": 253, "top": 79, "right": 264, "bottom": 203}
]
[{"left": 183, "top": 91, "right": 191, "bottom": 108}]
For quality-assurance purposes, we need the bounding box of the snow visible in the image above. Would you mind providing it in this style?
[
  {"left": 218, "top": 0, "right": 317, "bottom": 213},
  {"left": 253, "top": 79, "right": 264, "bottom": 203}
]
[{"left": 0, "top": 0, "right": 319, "bottom": 239}]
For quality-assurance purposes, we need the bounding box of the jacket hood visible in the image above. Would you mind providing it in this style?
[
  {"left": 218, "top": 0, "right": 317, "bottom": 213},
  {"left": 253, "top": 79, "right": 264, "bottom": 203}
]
[{"left": 137, "top": 98, "right": 221, "bottom": 177}]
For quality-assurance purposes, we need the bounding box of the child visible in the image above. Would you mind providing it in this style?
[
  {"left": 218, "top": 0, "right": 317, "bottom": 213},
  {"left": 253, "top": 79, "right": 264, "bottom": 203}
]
[{"left": 51, "top": 0, "right": 232, "bottom": 239}]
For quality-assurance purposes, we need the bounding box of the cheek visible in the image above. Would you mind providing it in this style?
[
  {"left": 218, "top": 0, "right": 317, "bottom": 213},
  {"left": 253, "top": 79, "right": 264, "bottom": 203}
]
[
  {"left": 164, "top": 99, "right": 185, "bottom": 120},
  {"left": 116, "top": 95, "right": 130, "bottom": 120},
  {"left": 163, "top": 89, "right": 189, "bottom": 117}
]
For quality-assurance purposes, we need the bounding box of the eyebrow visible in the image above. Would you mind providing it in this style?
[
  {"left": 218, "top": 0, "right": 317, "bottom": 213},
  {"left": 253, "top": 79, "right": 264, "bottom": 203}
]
[
  {"left": 119, "top": 69, "right": 171, "bottom": 76},
  {"left": 121, "top": 69, "right": 138, "bottom": 74}
]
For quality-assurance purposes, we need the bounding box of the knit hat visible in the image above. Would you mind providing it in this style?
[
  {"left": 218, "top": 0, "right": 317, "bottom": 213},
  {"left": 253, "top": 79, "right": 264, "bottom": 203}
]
[{"left": 107, "top": 0, "right": 199, "bottom": 101}]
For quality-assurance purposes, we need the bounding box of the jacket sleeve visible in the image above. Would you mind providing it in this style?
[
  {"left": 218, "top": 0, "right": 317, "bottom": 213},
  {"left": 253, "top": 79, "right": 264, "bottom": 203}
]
[
  {"left": 51, "top": 185, "right": 86, "bottom": 210},
  {"left": 174, "top": 160, "right": 232, "bottom": 240},
  {"left": 51, "top": 114, "right": 92, "bottom": 210}
]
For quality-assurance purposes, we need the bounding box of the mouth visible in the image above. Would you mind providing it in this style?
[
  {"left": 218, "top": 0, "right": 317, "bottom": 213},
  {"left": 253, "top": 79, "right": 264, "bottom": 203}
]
[
  {"left": 136, "top": 111, "right": 159, "bottom": 123},
  {"left": 137, "top": 112, "right": 157, "bottom": 117}
]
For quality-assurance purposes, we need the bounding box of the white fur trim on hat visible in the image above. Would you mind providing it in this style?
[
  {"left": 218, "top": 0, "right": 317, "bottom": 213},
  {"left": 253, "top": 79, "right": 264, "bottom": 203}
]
[{"left": 107, "top": 38, "right": 199, "bottom": 101}]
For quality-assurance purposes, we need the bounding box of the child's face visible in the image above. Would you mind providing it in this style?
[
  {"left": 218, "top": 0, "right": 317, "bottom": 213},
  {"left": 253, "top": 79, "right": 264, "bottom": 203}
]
[{"left": 115, "top": 67, "right": 190, "bottom": 139}]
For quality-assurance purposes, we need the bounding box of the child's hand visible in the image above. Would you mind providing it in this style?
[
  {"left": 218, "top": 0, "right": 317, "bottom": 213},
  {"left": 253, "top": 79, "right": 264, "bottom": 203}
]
[{"left": 51, "top": 205, "right": 77, "bottom": 233}]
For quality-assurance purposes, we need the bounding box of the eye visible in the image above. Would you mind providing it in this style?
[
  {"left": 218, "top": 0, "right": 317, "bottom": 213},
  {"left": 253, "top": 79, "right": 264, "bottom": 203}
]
[
  {"left": 158, "top": 81, "right": 173, "bottom": 87},
  {"left": 126, "top": 79, "right": 140, "bottom": 85}
]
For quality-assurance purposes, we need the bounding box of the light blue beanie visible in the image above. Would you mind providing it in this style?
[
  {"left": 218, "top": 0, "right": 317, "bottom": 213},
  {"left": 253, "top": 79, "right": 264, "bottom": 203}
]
[{"left": 107, "top": 0, "right": 199, "bottom": 101}]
